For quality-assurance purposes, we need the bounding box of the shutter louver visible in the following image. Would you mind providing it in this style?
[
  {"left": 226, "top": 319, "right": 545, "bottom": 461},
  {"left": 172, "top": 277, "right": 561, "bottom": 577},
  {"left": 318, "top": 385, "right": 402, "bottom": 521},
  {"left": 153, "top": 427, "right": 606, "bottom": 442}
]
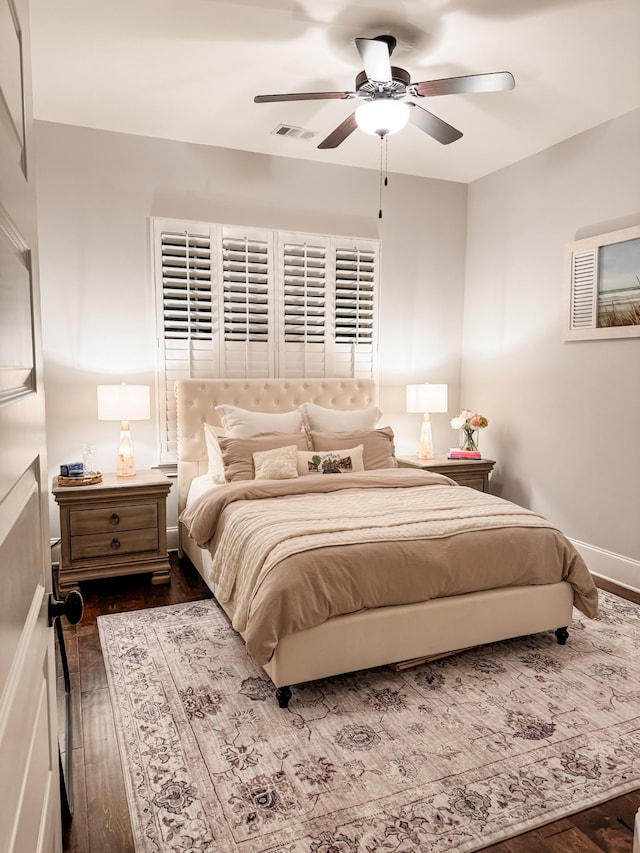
[
  {"left": 161, "top": 231, "right": 212, "bottom": 339},
  {"left": 222, "top": 237, "right": 269, "bottom": 342},
  {"left": 283, "top": 242, "right": 326, "bottom": 342},
  {"left": 334, "top": 246, "right": 375, "bottom": 343},
  {"left": 570, "top": 249, "right": 597, "bottom": 329}
]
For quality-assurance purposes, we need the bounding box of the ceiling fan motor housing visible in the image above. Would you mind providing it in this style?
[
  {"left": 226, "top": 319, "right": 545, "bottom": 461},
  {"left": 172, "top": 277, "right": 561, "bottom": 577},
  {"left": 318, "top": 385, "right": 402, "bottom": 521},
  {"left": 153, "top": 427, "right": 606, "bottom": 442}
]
[{"left": 355, "top": 66, "right": 411, "bottom": 98}]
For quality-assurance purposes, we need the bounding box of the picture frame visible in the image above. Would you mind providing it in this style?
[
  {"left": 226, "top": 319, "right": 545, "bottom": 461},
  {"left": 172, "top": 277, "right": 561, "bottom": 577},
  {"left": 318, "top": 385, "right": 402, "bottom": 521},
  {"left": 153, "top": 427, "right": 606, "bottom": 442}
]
[{"left": 563, "top": 224, "right": 640, "bottom": 341}]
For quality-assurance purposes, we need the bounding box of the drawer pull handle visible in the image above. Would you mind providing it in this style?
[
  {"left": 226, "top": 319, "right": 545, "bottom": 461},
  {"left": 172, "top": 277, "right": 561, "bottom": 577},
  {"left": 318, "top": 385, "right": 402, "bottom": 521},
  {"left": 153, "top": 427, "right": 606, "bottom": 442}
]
[
  {"left": 110, "top": 538, "right": 121, "bottom": 550},
  {"left": 110, "top": 513, "right": 120, "bottom": 526}
]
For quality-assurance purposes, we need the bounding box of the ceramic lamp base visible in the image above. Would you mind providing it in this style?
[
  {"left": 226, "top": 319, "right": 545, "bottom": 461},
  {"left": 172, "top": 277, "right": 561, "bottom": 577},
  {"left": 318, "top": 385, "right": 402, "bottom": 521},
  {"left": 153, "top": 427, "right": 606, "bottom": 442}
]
[
  {"left": 116, "top": 422, "right": 136, "bottom": 477},
  {"left": 417, "top": 415, "right": 434, "bottom": 460}
]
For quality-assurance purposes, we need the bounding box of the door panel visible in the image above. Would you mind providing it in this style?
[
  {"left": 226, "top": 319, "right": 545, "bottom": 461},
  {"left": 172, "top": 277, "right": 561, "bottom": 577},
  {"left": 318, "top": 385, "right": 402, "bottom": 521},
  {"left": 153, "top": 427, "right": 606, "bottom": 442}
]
[
  {"left": 0, "top": 472, "right": 41, "bottom": 685},
  {"left": 0, "top": 0, "right": 61, "bottom": 849}
]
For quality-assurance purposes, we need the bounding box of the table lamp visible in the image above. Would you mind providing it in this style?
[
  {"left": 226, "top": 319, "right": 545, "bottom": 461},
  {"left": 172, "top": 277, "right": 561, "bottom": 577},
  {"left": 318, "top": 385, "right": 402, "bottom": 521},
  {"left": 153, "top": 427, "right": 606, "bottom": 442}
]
[
  {"left": 97, "top": 384, "right": 150, "bottom": 477},
  {"left": 406, "top": 383, "right": 448, "bottom": 460}
]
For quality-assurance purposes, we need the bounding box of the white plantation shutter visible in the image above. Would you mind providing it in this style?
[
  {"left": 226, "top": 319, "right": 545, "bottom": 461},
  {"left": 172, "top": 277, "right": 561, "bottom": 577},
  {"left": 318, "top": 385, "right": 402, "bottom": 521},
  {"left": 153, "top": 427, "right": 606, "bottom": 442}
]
[
  {"left": 569, "top": 248, "right": 597, "bottom": 330},
  {"left": 277, "top": 234, "right": 328, "bottom": 377},
  {"left": 154, "top": 220, "right": 218, "bottom": 461},
  {"left": 153, "top": 218, "right": 379, "bottom": 462},
  {"left": 331, "top": 239, "right": 378, "bottom": 378},
  {"left": 219, "top": 227, "right": 274, "bottom": 378}
]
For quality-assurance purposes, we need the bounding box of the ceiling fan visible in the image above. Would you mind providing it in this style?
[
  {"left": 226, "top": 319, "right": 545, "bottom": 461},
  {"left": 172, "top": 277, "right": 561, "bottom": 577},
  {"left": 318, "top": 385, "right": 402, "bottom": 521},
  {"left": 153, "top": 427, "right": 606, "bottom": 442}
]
[{"left": 254, "top": 35, "right": 515, "bottom": 149}]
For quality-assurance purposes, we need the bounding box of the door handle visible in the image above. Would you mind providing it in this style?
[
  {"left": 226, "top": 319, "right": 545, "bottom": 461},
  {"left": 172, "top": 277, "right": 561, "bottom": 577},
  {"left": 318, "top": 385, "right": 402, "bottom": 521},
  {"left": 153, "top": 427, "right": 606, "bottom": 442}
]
[{"left": 48, "top": 590, "right": 84, "bottom": 626}]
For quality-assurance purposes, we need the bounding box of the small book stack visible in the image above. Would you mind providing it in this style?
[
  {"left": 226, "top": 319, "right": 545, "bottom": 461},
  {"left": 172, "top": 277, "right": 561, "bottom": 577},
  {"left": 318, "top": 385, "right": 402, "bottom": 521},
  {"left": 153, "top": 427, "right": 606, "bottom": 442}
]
[{"left": 448, "top": 448, "right": 482, "bottom": 460}]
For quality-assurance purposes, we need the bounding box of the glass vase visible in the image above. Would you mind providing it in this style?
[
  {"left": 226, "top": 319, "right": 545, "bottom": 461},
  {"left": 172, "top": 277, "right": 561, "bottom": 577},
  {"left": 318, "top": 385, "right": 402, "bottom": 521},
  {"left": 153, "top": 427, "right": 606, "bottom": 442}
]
[
  {"left": 460, "top": 426, "right": 478, "bottom": 452},
  {"left": 82, "top": 442, "right": 97, "bottom": 476}
]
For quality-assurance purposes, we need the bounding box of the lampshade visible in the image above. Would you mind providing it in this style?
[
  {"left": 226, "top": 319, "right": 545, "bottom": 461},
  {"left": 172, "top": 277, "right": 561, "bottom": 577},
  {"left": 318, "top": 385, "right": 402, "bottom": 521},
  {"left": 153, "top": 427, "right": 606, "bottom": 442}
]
[
  {"left": 406, "top": 383, "right": 448, "bottom": 414},
  {"left": 406, "top": 383, "right": 448, "bottom": 461},
  {"left": 97, "top": 384, "right": 150, "bottom": 477},
  {"left": 97, "top": 384, "right": 151, "bottom": 422},
  {"left": 355, "top": 99, "right": 410, "bottom": 137}
]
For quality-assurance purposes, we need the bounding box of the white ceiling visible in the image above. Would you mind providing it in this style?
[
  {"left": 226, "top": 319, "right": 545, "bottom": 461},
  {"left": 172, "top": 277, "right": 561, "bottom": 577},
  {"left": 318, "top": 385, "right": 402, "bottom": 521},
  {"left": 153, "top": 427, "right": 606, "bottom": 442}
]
[{"left": 29, "top": 0, "right": 640, "bottom": 183}]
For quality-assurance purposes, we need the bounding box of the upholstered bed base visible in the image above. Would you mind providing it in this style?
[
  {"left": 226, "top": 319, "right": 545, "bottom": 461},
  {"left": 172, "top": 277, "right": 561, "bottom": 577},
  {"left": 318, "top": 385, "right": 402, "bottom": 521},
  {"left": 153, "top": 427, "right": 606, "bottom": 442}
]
[
  {"left": 181, "top": 533, "right": 572, "bottom": 689},
  {"left": 176, "top": 378, "right": 575, "bottom": 702}
]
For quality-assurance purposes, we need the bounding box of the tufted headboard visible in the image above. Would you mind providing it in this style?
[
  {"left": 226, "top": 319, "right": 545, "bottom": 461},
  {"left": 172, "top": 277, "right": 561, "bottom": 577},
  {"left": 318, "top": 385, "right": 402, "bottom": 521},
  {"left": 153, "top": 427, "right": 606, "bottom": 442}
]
[{"left": 175, "top": 378, "right": 377, "bottom": 513}]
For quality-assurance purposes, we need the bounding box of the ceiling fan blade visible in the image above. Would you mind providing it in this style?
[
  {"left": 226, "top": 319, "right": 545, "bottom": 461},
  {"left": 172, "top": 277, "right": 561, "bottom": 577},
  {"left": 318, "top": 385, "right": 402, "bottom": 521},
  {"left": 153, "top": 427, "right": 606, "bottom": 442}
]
[
  {"left": 317, "top": 112, "right": 358, "bottom": 149},
  {"left": 408, "top": 102, "right": 463, "bottom": 145},
  {"left": 254, "top": 91, "right": 355, "bottom": 103},
  {"left": 413, "top": 71, "right": 515, "bottom": 98},
  {"left": 355, "top": 37, "right": 392, "bottom": 83}
]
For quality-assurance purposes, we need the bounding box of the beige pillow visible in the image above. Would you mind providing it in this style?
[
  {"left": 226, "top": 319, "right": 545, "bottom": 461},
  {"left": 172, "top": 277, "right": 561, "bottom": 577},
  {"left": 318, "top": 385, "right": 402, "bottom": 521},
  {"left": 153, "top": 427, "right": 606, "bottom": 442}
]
[
  {"left": 253, "top": 445, "right": 299, "bottom": 480},
  {"left": 299, "top": 402, "right": 381, "bottom": 433},
  {"left": 297, "top": 445, "right": 364, "bottom": 476},
  {"left": 309, "top": 427, "right": 397, "bottom": 470},
  {"left": 219, "top": 432, "right": 310, "bottom": 481},
  {"left": 203, "top": 423, "right": 226, "bottom": 483},
  {"left": 216, "top": 404, "right": 304, "bottom": 437}
]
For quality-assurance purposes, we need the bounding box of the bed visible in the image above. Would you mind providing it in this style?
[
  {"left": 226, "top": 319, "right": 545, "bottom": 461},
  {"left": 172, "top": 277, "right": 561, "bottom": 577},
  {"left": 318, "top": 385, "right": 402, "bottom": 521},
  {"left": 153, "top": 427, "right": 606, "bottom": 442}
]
[{"left": 176, "top": 378, "right": 598, "bottom": 707}]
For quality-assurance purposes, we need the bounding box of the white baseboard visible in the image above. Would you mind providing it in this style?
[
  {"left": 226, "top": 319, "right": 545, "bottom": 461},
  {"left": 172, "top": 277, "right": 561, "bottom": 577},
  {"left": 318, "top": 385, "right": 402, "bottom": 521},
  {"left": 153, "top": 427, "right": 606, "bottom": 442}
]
[{"left": 570, "top": 538, "right": 640, "bottom": 594}]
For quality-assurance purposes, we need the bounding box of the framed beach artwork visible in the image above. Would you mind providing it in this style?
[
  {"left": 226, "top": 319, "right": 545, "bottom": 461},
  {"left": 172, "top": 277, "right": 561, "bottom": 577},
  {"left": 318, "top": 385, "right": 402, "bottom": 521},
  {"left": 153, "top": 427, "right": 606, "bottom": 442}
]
[{"left": 564, "top": 224, "right": 640, "bottom": 341}]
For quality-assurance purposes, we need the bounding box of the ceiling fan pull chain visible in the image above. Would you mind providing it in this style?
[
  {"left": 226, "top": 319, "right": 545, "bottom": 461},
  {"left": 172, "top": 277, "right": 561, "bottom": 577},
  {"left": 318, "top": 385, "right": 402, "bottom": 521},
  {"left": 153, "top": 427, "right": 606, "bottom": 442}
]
[
  {"left": 384, "top": 134, "right": 389, "bottom": 187},
  {"left": 378, "top": 136, "right": 384, "bottom": 219},
  {"left": 378, "top": 135, "right": 390, "bottom": 219}
]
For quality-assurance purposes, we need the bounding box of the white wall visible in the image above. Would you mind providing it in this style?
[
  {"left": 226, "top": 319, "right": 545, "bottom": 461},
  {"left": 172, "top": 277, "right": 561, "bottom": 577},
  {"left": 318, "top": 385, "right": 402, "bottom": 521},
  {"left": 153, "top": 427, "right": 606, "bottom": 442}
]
[
  {"left": 35, "top": 121, "right": 467, "bottom": 538},
  {"left": 463, "top": 108, "right": 640, "bottom": 588}
]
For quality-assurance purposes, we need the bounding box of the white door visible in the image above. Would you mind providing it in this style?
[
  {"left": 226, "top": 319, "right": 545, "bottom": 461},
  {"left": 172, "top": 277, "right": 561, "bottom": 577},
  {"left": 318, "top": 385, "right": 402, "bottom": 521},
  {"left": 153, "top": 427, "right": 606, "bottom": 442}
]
[{"left": 0, "top": 0, "right": 62, "bottom": 849}]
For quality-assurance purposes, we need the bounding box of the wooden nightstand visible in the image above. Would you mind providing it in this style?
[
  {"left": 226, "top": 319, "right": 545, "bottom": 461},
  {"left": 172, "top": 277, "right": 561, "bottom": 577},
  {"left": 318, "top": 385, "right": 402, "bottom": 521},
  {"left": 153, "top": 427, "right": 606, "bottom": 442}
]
[
  {"left": 52, "top": 469, "right": 172, "bottom": 594},
  {"left": 397, "top": 455, "right": 496, "bottom": 492}
]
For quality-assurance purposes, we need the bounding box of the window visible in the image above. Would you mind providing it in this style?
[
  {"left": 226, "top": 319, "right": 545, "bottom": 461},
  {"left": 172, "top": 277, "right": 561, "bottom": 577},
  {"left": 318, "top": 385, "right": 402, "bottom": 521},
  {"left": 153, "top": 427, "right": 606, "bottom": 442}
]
[{"left": 152, "top": 218, "right": 379, "bottom": 462}]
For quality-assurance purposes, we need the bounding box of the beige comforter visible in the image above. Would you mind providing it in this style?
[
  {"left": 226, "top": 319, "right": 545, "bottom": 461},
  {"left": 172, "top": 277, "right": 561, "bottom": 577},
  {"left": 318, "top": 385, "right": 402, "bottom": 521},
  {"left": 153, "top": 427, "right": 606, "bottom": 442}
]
[{"left": 181, "top": 469, "right": 598, "bottom": 664}]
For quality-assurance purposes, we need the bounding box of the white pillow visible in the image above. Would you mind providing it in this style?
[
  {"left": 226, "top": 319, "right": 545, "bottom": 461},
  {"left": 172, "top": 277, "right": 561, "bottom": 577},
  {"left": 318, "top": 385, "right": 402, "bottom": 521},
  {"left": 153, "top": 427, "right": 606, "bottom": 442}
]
[
  {"left": 296, "top": 445, "right": 364, "bottom": 476},
  {"left": 203, "top": 423, "right": 226, "bottom": 483},
  {"left": 299, "top": 402, "right": 381, "bottom": 433},
  {"left": 216, "top": 404, "right": 304, "bottom": 437},
  {"left": 253, "top": 445, "right": 299, "bottom": 480}
]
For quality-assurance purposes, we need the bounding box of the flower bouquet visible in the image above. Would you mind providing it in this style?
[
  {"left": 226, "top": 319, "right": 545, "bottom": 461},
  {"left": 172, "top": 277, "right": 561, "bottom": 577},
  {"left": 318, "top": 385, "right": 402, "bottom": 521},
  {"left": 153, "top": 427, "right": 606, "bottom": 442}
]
[{"left": 450, "top": 409, "right": 489, "bottom": 452}]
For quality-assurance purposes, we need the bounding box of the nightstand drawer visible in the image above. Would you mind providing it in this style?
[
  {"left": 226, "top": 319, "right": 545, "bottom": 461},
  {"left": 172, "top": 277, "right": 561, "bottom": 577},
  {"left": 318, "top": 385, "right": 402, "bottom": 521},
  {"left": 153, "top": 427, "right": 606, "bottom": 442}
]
[
  {"left": 455, "top": 476, "right": 486, "bottom": 491},
  {"left": 70, "top": 503, "right": 157, "bottom": 536},
  {"left": 70, "top": 527, "right": 159, "bottom": 560}
]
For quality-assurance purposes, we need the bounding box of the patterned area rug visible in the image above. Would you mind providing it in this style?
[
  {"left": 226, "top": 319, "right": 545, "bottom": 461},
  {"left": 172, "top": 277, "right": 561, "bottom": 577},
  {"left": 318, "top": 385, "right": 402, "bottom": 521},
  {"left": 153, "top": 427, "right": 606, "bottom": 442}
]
[{"left": 98, "top": 591, "right": 640, "bottom": 852}]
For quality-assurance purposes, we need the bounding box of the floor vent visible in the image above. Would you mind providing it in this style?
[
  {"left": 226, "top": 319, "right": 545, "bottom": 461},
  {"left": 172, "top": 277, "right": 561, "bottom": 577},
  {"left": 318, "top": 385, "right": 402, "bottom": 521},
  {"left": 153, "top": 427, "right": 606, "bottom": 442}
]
[{"left": 271, "top": 124, "right": 317, "bottom": 140}]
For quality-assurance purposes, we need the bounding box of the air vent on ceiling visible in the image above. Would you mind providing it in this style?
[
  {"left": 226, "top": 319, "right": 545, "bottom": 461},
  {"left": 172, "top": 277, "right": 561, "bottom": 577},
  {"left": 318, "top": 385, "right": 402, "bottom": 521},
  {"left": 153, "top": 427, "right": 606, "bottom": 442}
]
[{"left": 271, "top": 124, "right": 317, "bottom": 141}]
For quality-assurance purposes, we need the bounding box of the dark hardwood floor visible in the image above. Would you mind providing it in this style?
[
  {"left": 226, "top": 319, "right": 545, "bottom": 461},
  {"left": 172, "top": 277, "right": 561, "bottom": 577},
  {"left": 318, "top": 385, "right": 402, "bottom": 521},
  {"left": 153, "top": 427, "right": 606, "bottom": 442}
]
[{"left": 58, "top": 558, "right": 640, "bottom": 853}]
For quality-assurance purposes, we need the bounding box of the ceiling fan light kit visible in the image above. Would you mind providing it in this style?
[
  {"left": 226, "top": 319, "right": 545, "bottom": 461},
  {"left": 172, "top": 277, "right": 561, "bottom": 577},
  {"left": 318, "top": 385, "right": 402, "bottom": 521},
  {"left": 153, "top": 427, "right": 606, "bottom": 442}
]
[{"left": 355, "top": 99, "right": 410, "bottom": 137}]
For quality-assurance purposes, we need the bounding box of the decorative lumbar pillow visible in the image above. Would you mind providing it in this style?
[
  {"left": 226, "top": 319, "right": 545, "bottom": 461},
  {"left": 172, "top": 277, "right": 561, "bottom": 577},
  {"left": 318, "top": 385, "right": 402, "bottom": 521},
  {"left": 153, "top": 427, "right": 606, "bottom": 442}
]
[
  {"left": 298, "top": 402, "right": 381, "bottom": 433},
  {"left": 216, "top": 404, "right": 304, "bottom": 438},
  {"left": 253, "top": 445, "right": 299, "bottom": 481},
  {"left": 309, "top": 427, "right": 397, "bottom": 470},
  {"left": 203, "top": 423, "right": 226, "bottom": 483},
  {"left": 219, "top": 432, "right": 310, "bottom": 481},
  {"left": 296, "top": 444, "right": 364, "bottom": 476}
]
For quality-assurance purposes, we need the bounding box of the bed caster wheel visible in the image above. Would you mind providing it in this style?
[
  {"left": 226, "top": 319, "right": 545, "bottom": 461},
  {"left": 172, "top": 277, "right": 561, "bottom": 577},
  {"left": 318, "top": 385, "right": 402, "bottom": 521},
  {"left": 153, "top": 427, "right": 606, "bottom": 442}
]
[
  {"left": 276, "top": 686, "right": 292, "bottom": 709},
  {"left": 555, "top": 627, "right": 569, "bottom": 645}
]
